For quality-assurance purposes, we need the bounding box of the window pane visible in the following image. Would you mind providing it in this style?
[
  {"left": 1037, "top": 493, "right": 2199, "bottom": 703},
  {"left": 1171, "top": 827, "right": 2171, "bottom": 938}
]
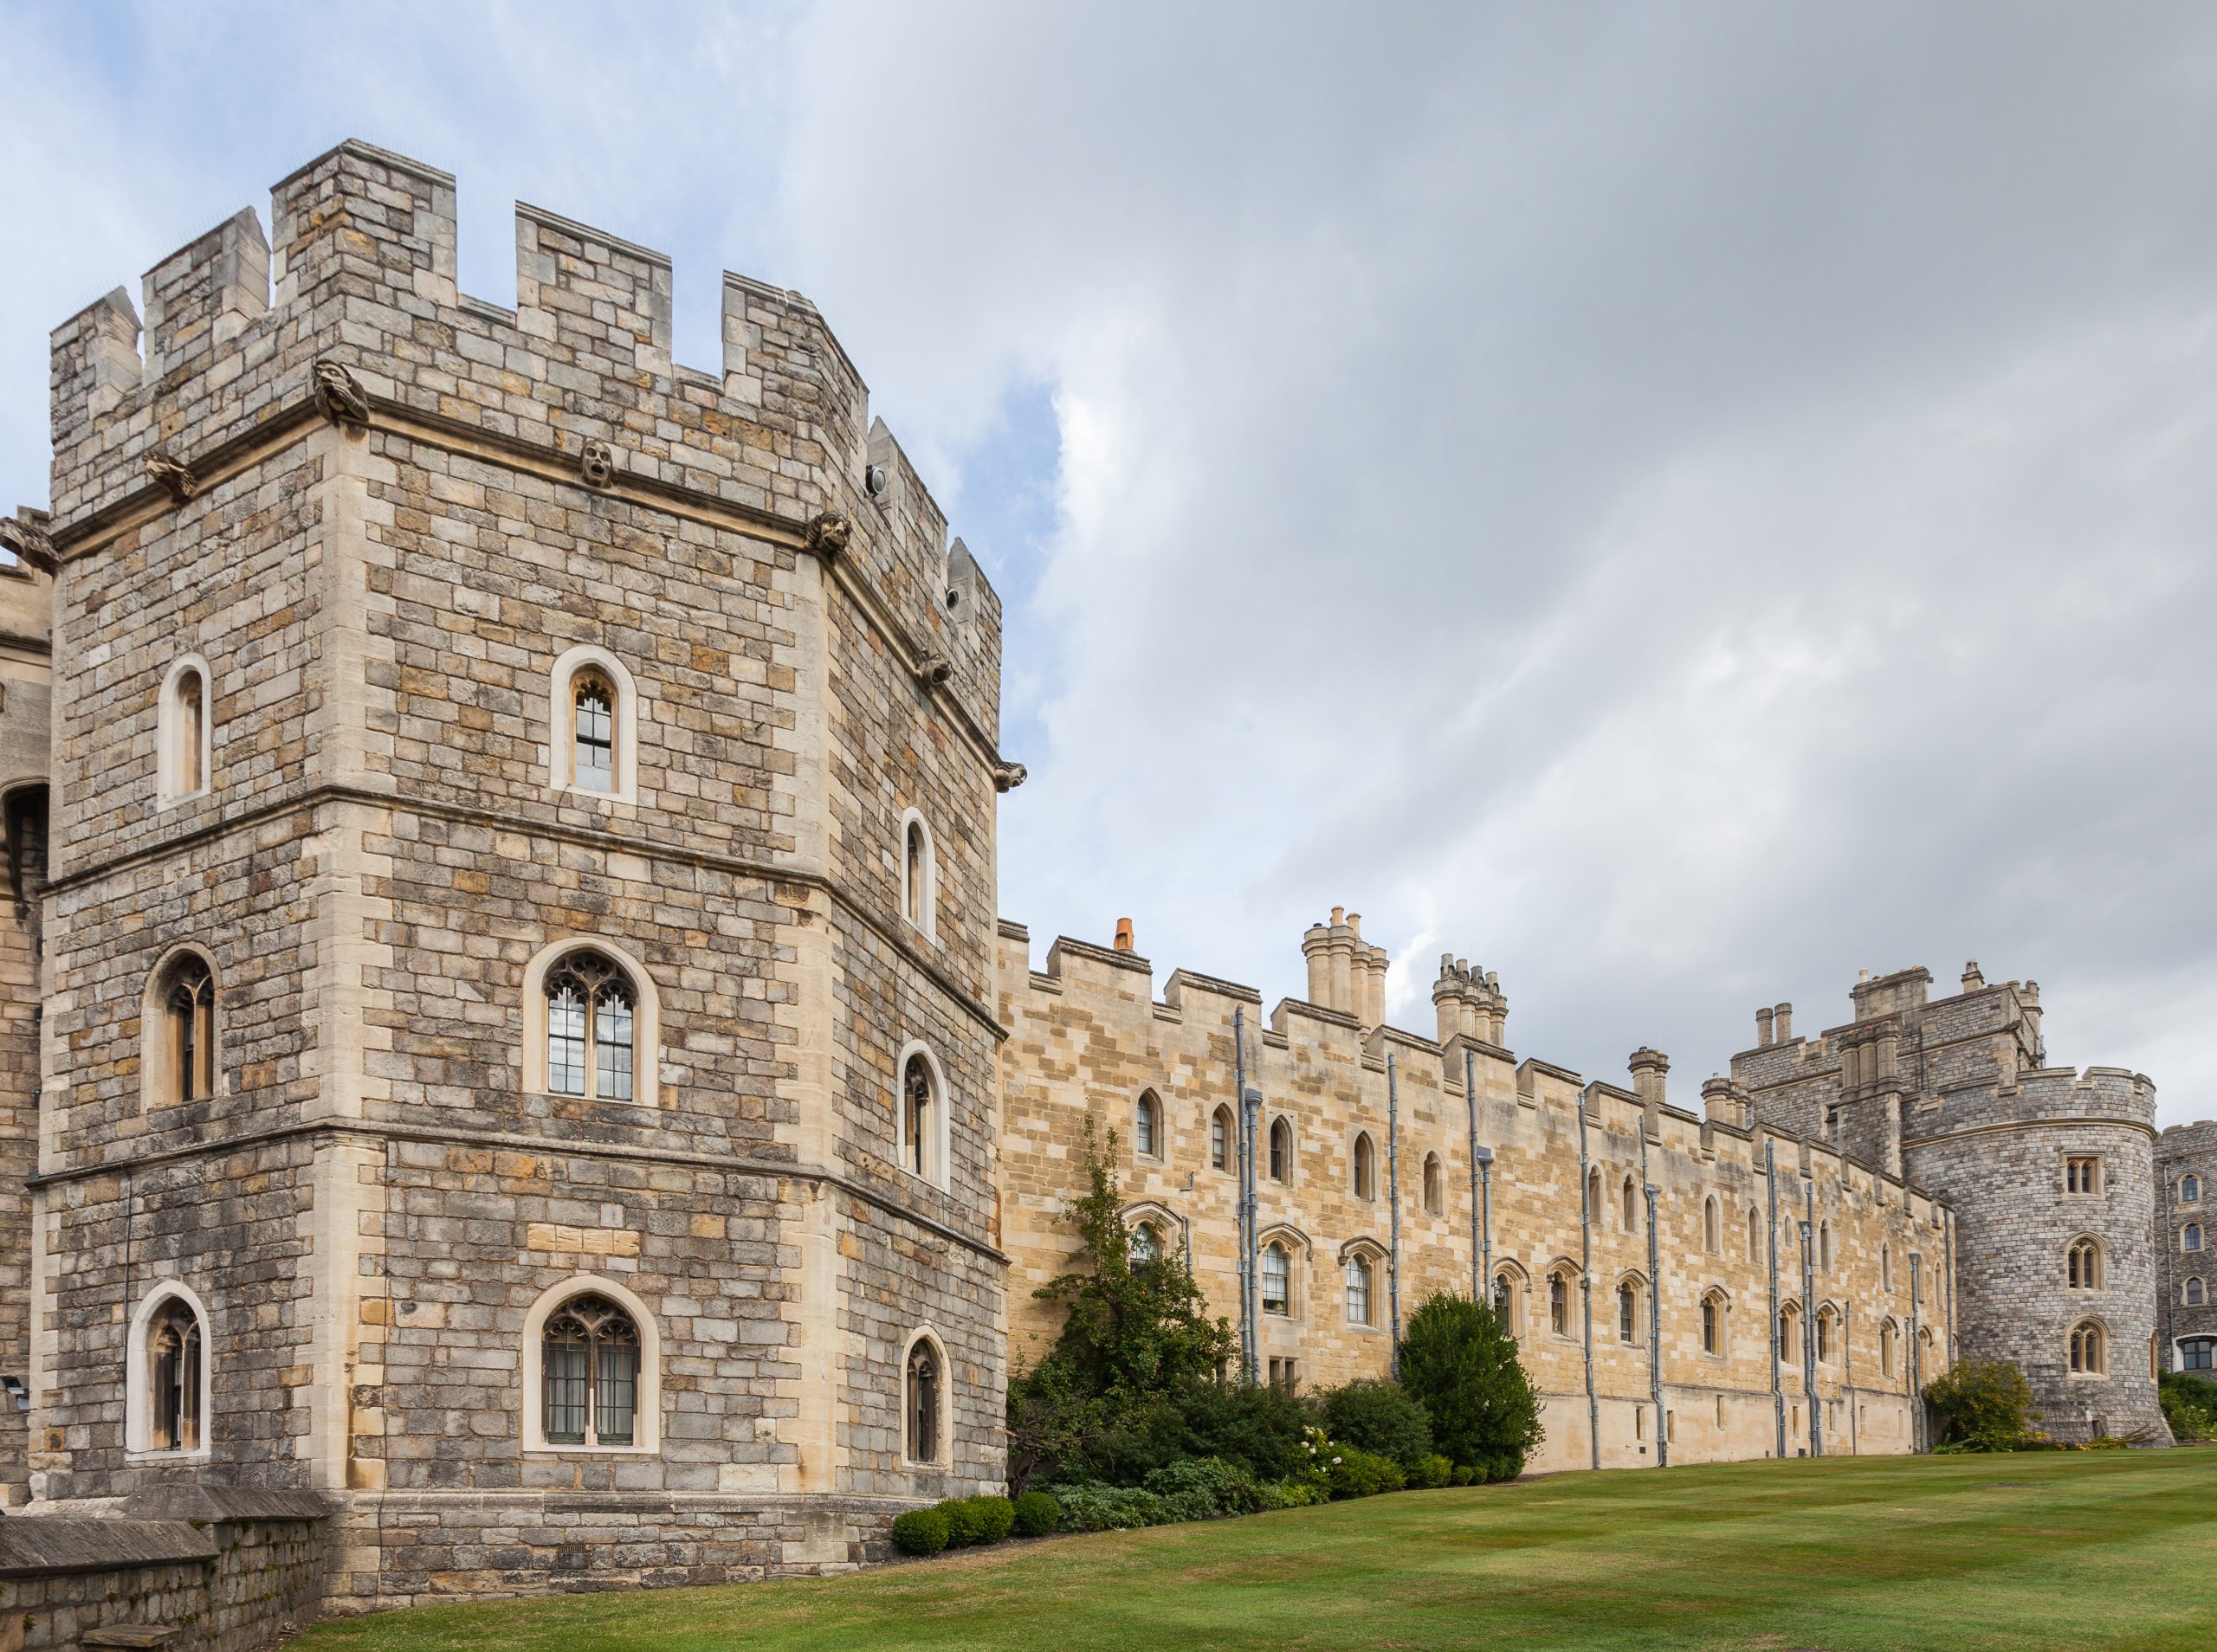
[
  {"left": 575, "top": 685, "right": 614, "bottom": 791},
  {"left": 1263, "top": 1246, "right": 1289, "bottom": 1313},
  {"left": 547, "top": 985, "right": 587, "bottom": 1095},
  {"left": 595, "top": 1339, "right": 637, "bottom": 1446},
  {"left": 544, "top": 1339, "right": 588, "bottom": 1443},
  {"left": 1211, "top": 1111, "right": 1227, "bottom": 1170},
  {"left": 595, "top": 989, "right": 635, "bottom": 1101}
]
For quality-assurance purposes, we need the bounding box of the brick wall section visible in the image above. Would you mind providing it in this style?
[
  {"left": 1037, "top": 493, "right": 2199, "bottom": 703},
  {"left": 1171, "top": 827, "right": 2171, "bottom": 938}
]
[
  {"left": 998, "top": 922, "right": 1949, "bottom": 1472},
  {"left": 2156, "top": 1119, "right": 2217, "bottom": 1369}
]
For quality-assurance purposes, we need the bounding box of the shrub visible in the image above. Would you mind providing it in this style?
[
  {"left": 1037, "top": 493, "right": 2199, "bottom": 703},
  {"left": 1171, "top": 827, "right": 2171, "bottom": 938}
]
[
  {"left": 935, "top": 1497, "right": 987, "bottom": 1547},
  {"left": 1398, "top": 1294, "right": 1545, "bottom": 1481},
  {"left": 891, "top": 1509, "right": 949, "bottom": 1556},
  {"left": 2160, "top": 1371, "right": 2217, "bottom": 1442},
  {"left": 1256, "top": 1476, "right": 1330, "bottom": 1509},
  {"left": 1924, "top": 1358, "right": 2043, "bottom": 1450},
  {"left": 1172, "top": 1380, "right": 1313, "bottom": 1482},
  {"left": 1315, "top": 1378, "right": 1434, "bottom": 1468},
  {"left": 972, "top": 1494, "right": 1017, "bottom": 1543},
  {"left": 1142, "top": 1455, "right": 1265, "bottom": 1520},
  {"left": 1012, "top": 1489, "right": 1062, "bottom": 1537},
  {"left": 1406, "top": 1453, "right": 1454, "bottom": 1489},
  {"left": 1326, "top": 1445, "right": 1406, "bottom": 1500},
  {"left": 1049, "top": 1483, "right": 1168, "bottom": 1532},
  {"left": 1451, "top": 1463, "right": 1477, "bottom": 1486}
]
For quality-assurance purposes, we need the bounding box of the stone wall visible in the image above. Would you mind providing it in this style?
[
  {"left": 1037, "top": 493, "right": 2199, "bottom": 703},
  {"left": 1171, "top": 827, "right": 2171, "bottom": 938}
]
[
  {"left": 25, "top": 138, "right": 1012, "bottom": 1614},
  {"left": 2156, "top": 1118, "right": 2217, "bottom": 1371},
  {"left": 998, "top": 920, "right": 1949, "bottom": 1474}
]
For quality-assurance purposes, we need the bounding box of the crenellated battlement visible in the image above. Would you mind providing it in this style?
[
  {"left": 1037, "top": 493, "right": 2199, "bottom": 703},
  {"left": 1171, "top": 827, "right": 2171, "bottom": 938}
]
[{"left": 43, "top": 139, "right": 1001, "bottom": 740}]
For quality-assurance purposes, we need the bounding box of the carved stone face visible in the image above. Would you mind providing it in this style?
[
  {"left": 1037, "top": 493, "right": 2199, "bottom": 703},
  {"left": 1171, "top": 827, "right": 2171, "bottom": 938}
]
[
  {"left": 805, "top": 511, "right": 851, "bottom": 558},
  {"left": 578, "top": 440, "right": 617, "bottom": 489}
]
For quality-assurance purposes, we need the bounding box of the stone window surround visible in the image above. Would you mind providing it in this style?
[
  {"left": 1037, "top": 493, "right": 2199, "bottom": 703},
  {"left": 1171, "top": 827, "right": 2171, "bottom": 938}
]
[
  {"left": 1546, "top": 1261, "right": 1580, "bottom": 1342},
  {"left": 139, "top": 942, "right": 226, "bottom": 1114},
  {"left": 1613, "top": 1271, "right": 1647, "bottom": 1344},
  {"left": 1349, "top": 1127, "right": 1377, "bottom": 1202},
  {"left": 1421, "top": 1151, "right": 1444, "bottom": 1216},
  {"left": 1337, "top": 1238, "right": 1386, "bottom": 1332},
  {"left": 1491, "top": 1261, "right": 1529, "bottom": 1340},
  {"left": 1698, "top": 1287, "right": 1732, "bottom": 1360},
  {"left": 899, "top": 1325, "right": 949, "bottom": 1467},
  {"left": 1208, "top": 1104, "right": 1235, "bottom": 1175},
  {"left": 155, "top": 652, "right": 213, "bottom": 807},
  {"left": 1132, "top": 1087, "right": 1165, "bottom": 1164},
  {"left": 1257, "top": 1225, "right": 1308, "bottom": 1320},
  {"left": 520, "top": 1274, "right": 663, "bottom": 1455},
  {"left": 1619, "top": 1173, "right": 1640, "bottom": 1236},
  {"left": 125, "top": 1278, "right": 213, "bottom": 1462},
  {"left": 2062, "top": 1153, "right": 2104, "bottom": 1197},
  {"left": 1702, "top": 1194, "right": 1722, "bottom": 1255},
  {"left": 547, "top": 643, "right": 640, "bottom": 803},
  {"left": 520, "top": 937, "right": 664, "bottom": 1108},
  {"left": 895, "top": 1039, "right": 953, "bottom": 1192},
  {"left": 2066, "top": 1316, "right": 2111, "bottom": 1379},
  {"left": 1814, "top": 1302, "right": 1841, "bottom": 1365},
  {"left": 1266, "top": 1113, "right": 1296, "bottom": 1187},
  {"left": 2066, "top": 1233, "right": 2105, "bottom": 1290},
  {"left": 896, "top": 806, "right": 940, "bottom": 947}
]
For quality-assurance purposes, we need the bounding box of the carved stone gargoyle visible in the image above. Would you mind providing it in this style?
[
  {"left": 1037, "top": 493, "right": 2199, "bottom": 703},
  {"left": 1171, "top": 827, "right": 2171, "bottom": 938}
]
[
  {"left": 804, "top": 511, "right": 850, "bottom": 561},
  {"left": 0, "top": 513, "right": 57, "bottom": 575},
  {"left": 914, "top": 653, "right": 953, "bottom": 689},
  {"left": 992, "top": 760, "right": 1028, "bottom": 793},
  {"left": 145, "top": 450, "right": 197, "bottom": 504},
  {"left": 312, "top": 360, "right": 372, "bottom": 429},
  {"left": 578, "top": 439, "right": 617, "bottom": 490}
]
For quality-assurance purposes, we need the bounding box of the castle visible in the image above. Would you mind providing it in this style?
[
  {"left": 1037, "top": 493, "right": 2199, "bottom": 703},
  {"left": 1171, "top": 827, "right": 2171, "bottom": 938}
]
[{"left": 0, "top": 142, "right": 2199, "bottom": 1640}]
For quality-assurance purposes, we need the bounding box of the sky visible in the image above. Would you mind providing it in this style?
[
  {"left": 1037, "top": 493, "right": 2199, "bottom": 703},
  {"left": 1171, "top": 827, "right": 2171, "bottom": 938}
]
[{"left": 3, "top": 2, "right": 2214, "bottom": 1126}]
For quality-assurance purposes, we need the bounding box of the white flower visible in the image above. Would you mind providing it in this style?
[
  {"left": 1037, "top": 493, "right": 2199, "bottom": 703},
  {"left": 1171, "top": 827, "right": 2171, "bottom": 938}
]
[{"left": 1331, "top": 1456, "right": 1342, "bottom": 1465}]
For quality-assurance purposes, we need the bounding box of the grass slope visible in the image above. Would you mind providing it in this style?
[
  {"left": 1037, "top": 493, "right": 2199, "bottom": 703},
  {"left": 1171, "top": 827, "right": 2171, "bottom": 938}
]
[{"left": 296, "top": 1450, "right": 2217, "bottom": 1652}]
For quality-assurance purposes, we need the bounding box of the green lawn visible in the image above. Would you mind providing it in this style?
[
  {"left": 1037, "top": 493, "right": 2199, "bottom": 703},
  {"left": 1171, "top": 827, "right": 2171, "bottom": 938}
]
[{"left": 296, "top": 1449, "right": 2217, "bottom": 1652}]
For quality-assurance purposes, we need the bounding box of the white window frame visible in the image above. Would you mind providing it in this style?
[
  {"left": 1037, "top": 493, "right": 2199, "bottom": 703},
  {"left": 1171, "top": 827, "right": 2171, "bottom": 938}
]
[
  {"left": 139, "top": 943, "right": 224, "bottom": 1113},
  {"left": 548, "top": 644, "right": 640, "bottom": 803},
  {"left": 126, "top": 1280, "right": 214, "bottom": 1461},
  {"left": 156, "top": 654, "right": 213, "bottom": 807},
  {"left": 521, "top": 1275, "right": 662, "bottom": 1455},
  {"left": 897, "top": 808, "right": 939, "bottom": 945},
  {"left": 895, "top": 1040, "right": 953, "bottom": 1191},
  {"left": 520, "top": 937, "right": 663, "bottom": 1107}
]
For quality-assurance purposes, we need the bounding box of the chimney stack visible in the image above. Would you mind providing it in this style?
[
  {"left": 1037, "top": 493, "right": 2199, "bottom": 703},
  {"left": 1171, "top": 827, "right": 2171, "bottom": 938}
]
[
  {"left": 1773, "top": 1002, "right": 1794, "bottom": 1042},
  {"left": 1961, "top": 960, "right": 1984, "bottom": 991},
  {"left": 1755, "top": 1006, "right": 1774, "bottom": 1047}
]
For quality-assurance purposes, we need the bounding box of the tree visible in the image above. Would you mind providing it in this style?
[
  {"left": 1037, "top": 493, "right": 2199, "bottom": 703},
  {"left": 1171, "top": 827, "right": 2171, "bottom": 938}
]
[
  {"left": 1923, "top": 1358, "right": 2041, "bottom": 1450},
  {"left": 1005, "top": 1121, "right": 1238, "bottom": 1490},
  {"left": 1396, "top": 1292, "right": 1543, "bottom": 1481}
]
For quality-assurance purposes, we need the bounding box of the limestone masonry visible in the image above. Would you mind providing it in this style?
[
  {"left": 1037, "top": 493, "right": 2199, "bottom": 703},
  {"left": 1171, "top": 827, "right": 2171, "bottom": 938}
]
[{"left": 0, "top": 141, "right": 2200, "bottom": 1639}]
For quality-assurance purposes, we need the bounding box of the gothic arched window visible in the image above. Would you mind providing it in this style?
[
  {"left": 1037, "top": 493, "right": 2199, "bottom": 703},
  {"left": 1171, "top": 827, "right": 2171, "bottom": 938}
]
[
  {"left": 1703, "top": 1196, "right": 1721, "bottom": 1255},
  {"left": 1345, "top": 1255, "right": 1373, "bottom": 1326},
  {"left": 572, "top": 669, "right": 616, "bottom": 792},
  {"left": 2067, "top": 1237, "right": 2103, "bottom": 1291},
  {"left": 540, "top": 1294, "right": 640, "bottom": 1447},
  {"left": 1548, "top": 1269, "right": 1572, "bottom": 1338},
  {"left": 1701, "top": 1292, "right": 1726, "bottom": 1358},
  {"left": 1423, "top": 1152, "right": 1443, "bottom": 1216},
  {"left": 1269, "top": 1118, "right": 1292, "bottom": 1184},
  {"left": 900, "top": 812, "right": 937, "bottom": 939},
  {"left": 2185, "top": 1223, "right": 2205, "bottom": 1254},
  {"left": 1353, "top": 1133, "right": 1375, "bottom": 1200},
  {"left": 2183, "top": 1174, "right": 2203, "bottom": 1204},
  {"left": 1618, "top": 1279, "right": 1639, "bottom": 1344},
  {"left": 1491, "top": 1268, "right": 1522, "bottom": 1339},
  {"left": 1262, "top": 1242, "right": 1290, "bottom": 1315},
  {"left": 902, "top": 1053, "right": 944, "bottom": 1184},
  {"left": 1134, "top": 1092, "right": 1160, "bottom": 1159},
  {"left": 906, "top": 1339, "right": 942, "bottom": 1464},
  {"left": 2068, "top": 1320, "right": 2107, "bottom": 1376},
  {"left": 1129, "top": 1223, "right": 1161, "bottom": 1268},
  {"left": 158, "top": 656, "right": 212, "bottom": 804},
  {"left": 146, "top": 1297, "right": 204, "bottom": 1453},
  {"left": 2187, "top": 1277, "right": 2207, "bottom": 1308},
  {"left": 159, "top": 952, "right": 217, "bottom": 1107},
  {"left": 1211, "top": 1106, "right": 1232, "bottom": 1172},
  {"left": 545, "top": 950, "right": 636, "bottom": 1101}
]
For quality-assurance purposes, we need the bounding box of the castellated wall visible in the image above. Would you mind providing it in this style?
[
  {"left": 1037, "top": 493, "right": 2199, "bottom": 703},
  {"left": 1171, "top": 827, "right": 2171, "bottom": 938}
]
[
  {"left": 18, "top": 137, "right": 1014, "bottom": 1623},
  {"left": 2155, "top": 1119, "right": 2217, "bottom": 1373},
  {"left": 998, "top": 921, "right": 1954, "bottom": 1475}
]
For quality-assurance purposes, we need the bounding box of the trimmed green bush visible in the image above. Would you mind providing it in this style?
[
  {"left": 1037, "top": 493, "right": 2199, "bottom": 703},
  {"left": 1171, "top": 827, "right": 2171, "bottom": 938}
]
[
  {"left": 971, "top": 1494, "right": 1017, "bottom": 1543},
  {"left": 1325, "top": 1445, "right": 1406, "bottom": 1500},
  {"left": 890, "top": 1508, "right": 949, "bottom": 1555},
  {"left": 1450, "top": 1463, "right": 1477, "bottom": 1486},
  {"left": 1012, "top": 1489, "right": 1061, "bottom": 1536},
  {"left": 1406, "top": 1453, "right": 1454, "bottom": 1489},
  {"left": 935, "top": 1497, "right": 987, "bottom": 1547},
  {"left": 2160, "top": 1371, "right": 2217, "bottom": 1442},
  {"left": 1398, "top": 1294, "right": 1544, "bottom": 1481},
  {"left": 1315, "top": 1378, "right": 1435, "bottom": 1468},
  {"left": 1048, "top": 1483, "right": 1168, "bottom": 1532}
]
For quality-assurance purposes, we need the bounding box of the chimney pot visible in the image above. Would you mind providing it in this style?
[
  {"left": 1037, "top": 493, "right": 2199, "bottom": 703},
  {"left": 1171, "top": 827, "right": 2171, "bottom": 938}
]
[
  {"left": 1330, "top": 906, "right": 1344, "bottom": 926},
  {"left": 1774, "top": 1002, "right": 1794, "bottom": 1042},
  {"left": 1755, "top": 1007, "right": 1774, "bottom": 1047},
  {"left": 1347, "top": 912, "right": 1361, "bottom": 938},
  {"left": 1961, "top": 960, "right": 1984, "bottom": 991},
  {"left": 1113, "top": 918, "right": 1134, "bottom": 953}
]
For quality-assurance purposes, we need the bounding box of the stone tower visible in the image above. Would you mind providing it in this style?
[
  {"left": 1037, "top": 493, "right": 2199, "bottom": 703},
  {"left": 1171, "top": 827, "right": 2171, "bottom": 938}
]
[
  {"left": 2155, "top": 1119, "right": 2217, "bottom": 1376},
  {"left": 1732, "top": 964, "right": 2168, "bottom": 1443},
  {"left": 10, "top": 140, "right": 1015, "bottom": 1604}
]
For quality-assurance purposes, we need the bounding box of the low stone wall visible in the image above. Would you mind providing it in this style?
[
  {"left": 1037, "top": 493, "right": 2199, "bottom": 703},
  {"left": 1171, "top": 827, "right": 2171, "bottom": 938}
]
[{"left": 0, "top": 1491, "right": 328, "bottom": 1651}]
